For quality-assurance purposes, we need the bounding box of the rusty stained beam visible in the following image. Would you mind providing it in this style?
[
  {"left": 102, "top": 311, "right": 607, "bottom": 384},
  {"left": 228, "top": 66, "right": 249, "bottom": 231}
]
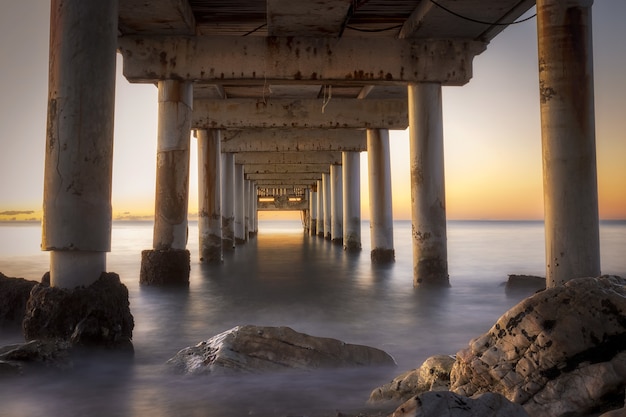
[
  {"left": 244, "top": 163, "right": 331, "bottom": 174},
  {"left": 235, "top": 151, "right": 342, "bottom": 165},
  {"left": 118, "top": 35, "right": 486, "bottom": 86},
  {"left": 221, "top": 129, "right": 367, "bottom": 152}
]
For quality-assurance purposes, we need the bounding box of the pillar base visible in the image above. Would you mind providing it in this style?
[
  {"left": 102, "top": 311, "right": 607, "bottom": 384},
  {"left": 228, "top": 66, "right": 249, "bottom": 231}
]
[
  {"left": 223, "top": 238, "right": 235, "bottom": 250},
  {"left": 235, "top": 238, "right": 247, "bottom": 245},
  {"left": 199, "top": 238, "right": 223, "bottom": 264},
  {"left": 310, "top": 223, "right": 317, "bottom": 236},
  {"left": 249, "top": 231, "right": 257, "bottom": 239},
  {"left": 344, "top": 241, "right": 362, "bottom": 252},
  {"left": 325, "top": 233, "right": 332, "bottom": 240},
  {"left": 317, "top": 232, "right": 325, "bottom": 238},
  {"left": 332, "top": 238, "right": 343, "bottom": 246},
  {"left": 413, "top": 258, "right": 450, "bottom": 287},
  {"left": 22, "top": 272, "right": 134, "bottom": 350},
  {"left": 140, "top": 249, "right": 190, "bottom": 286},
  {"left": 371, "top": 248, "right": 395, "bottom": 263}
]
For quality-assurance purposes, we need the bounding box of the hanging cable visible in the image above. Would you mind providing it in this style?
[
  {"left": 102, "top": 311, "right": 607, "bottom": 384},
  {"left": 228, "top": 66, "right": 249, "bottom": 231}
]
[
  {"left": 321, "top": 85, "right": 332, "bottom": 114},
  {"left": 429, "top": 0, "right": 536, "bottom": 26}
]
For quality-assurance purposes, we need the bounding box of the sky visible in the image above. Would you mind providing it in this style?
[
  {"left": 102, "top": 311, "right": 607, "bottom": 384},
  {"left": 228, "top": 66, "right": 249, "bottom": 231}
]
[{"left": 0, "top": 1, "right": 624, "bottom": 221}]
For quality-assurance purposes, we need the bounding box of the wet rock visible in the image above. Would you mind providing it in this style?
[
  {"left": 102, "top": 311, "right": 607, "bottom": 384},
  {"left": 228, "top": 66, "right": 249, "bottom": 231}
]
[
  {"left": 22, "top": 272, "right": 134, "bottom": 350},
  {"left": 140, "top": 249, "right": 190, "bottom": 286},
  {"left": 167, "top": 325, "right": 396, "bottom": 375},
  {"left": 451, "top": 275, "right": 626, "bottom": 417},
  {"left": 504, "top": 274, "right": 546, "bottom": 295},
  {"left": 369, "top": 355, "right": 455, "bottom": 404},
  {"left": 0, "top": 272, "right": 40, "bottom": 329},
  {"left": 388, "top": 391, "right": 529, "bottom": 417},
  {"left": 0, "top": 339, "right": 72, "bottom": 373}
]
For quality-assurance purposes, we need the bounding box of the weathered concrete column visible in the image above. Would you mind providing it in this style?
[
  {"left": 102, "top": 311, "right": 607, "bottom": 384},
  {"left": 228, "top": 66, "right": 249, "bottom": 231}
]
[
  {"left": 330, "top": 164, "right": 343, "bottom": 245},
  {"left": 310, "top": 185, "right": 318, "bottom": 236},
  {"left": 367, "top": 129, "right": 395, "bottom": 262},
  {"left": 408, "top": 83, "right": 449, "bottom": 287},
  {"left": 316, "top": 180, "right": 324, "bottom": 238},
  {"left": 303, "top": 189, "right": 311, "bottom": 234},
  {"left": 322, "top": 173, "right": 332, "bottom": 240},
  {"left": 244, "top": 180, "right": 250, "bottom": 240},
  {"left": 141, "top": 79, "right": 193, "bottom": 285},
  {"left": 234, "top": 164, "right": 246, "bottom": 244},
  {"left": 197, "top": 129, "right": 222, "bottom": 263},
  {"left": 42, "top": 0, "right": 117, "bottom": 289},
  {"left": 342, "top": 152, "right": 361, "bottom": 251},
  {"left": 221, "top": 153, "right": 235, "bottom": 249},
  {"left": 537, "top": 0, "right": 600, "bottom": 287},
  {"left": 252, "top": 183, "right": 259, "bottom": 236}
]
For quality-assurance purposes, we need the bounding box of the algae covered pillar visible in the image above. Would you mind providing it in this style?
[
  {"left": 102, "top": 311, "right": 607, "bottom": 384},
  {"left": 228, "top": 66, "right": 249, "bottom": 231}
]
[
  {"left": 141, "top": 79, "right": 193, "bottom": 285},
  {"left": 408, "top": 83, "right": 449, "bottom": 287},
  {"left": 330, "top": 164, "right": 343, "bottom": 245},
  {"left": 367, "top": 129, "right": 394, "bottom": 262},
  {"left": 316, "top": 179, "right": 324, "bottom": 238},
  {"left": 42, "top": 0, "right": 117, "bottom": 289},
  {"left": 197, "top": 129, "right": 222, "bottom": 263},
  {"left": 342, "top": 151, "right": 361, "bottom": 251},
  {"left": 537, "top": 0, "right": 600, "bottom": 287},
  {"left": 222, "top": 153, "right": 236, "bottom": 250}
]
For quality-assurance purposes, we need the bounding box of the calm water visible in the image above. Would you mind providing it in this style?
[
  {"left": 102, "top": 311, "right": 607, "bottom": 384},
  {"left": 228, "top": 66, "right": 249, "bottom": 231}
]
[{"left": 0, "top": 220, "right": 625, "bottom": 416}]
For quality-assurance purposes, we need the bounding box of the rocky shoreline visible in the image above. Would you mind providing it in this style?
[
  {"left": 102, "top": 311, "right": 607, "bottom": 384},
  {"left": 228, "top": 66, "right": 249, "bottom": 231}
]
[{"left": 2, "top": 272, "right": 626, "bottom": 416}]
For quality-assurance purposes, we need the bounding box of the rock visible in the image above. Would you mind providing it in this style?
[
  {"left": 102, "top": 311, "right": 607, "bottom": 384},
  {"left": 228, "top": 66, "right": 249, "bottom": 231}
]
[
  {"left": 369, "top": 355, "right": 455, "bottom": 403},
  {"left": 0, "top": 272, "right": 40, "bottom": 329},
  {"left": 388, "top": 391, "right": 529, "bottom": 417},
  {"left": 22, "top": 272, "right": 134, "bottom": 350},
  {"left": 0, "top": 339, "right": 72, "bottom": 372},
  {"left": 166, "top": 325, "right": 396, "bottom": 375},
  {"left": 140, "top": 249, "right": 190, "bottom": 286},
  {"left": 450, "top": 275, "right": 626, "bottom": 417},
  {"left": 504, "top": 274, "right": 546, "bottom": 295}
]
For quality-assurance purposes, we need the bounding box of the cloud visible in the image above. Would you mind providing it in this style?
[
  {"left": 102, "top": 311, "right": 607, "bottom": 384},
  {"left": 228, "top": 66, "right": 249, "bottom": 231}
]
[{"left": 0, "top": 210, "right": 35, "bottom": 216}]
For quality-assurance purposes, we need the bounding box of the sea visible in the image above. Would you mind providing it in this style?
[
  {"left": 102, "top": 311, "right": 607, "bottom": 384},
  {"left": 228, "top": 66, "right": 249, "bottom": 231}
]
[{"left": 0, "top": 219, "right": 625, "bottom": 417}]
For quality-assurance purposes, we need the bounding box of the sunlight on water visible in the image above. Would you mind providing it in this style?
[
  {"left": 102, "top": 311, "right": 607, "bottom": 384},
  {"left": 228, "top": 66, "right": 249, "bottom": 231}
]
[{"left": 1, "top": 220, "right": 625, "bottom": 416}]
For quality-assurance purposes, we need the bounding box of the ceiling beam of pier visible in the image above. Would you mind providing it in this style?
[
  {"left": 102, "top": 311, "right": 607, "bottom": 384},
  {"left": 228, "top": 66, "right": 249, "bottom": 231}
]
[
  {"left": 119, "top": 36, "right": 485, "bottom": 86},
  {"left": 193, "top": 98, "right": 408, "bottom": 129},
  {"left": 255, "top": 181, "right": 315, "bottom": 187},
  {"left": 246, "top": 173, "right": 322, "bottom": 181},
  {"left": 244, "top": 164, "right": 331, "bottom": 175},
  {"left": 221, "top": 129, "right": 367, "bottom": 153},
  {"left": 235, "top": 152, "right": 342, "bottom": 165}
]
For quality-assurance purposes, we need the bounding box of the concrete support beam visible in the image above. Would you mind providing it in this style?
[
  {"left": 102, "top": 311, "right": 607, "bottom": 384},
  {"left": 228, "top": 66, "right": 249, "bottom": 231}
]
[
  {"left": 141, "top": 79, "right": 193, "bottom": 285},
  {"left": 342, "top": 152, "right": 361, "bottom": 251},
  {"left": 244, "top": 164, "right": 331, "bottom": 175},
  {"left": 322, "top": 173, "right": 332, "bottom": 240},
  {"left": 119, "top": 35, "right": 485, "bottom": 86},
  {"left": 221, "top": 152, "right": 235, "bottom": 250},
  {"left": 246, "top": 173, "right": 321, "bottom": 182},
  {"left": 222, "top": 129, "right": 367, "bottom": 152},
  {"left": 234, "top": 164, "right": 246, "bottom": 244},
  {"left": 42, "top": 0, "right": 117, "bottom": 288},
  {"left": 267, "top": 0, "right": 352, "bottom": 36},
  {"left": 537, "top": 0, "right": 600, "bottom": 287},
  {"left": 408, "top": 83, "right": 449, "bottom": 287},
  {"left": 253, "top": 180, "right": 315, "bottom": 187},
  {"left": 316, "top": 180, "right": 324, "bottom": 238},
  {"left": 235, "top": 152, "right": 342, "bottom": 165},
  {"left": 194, "top": 98, "right": 408, "bottom": 129},
  {"left": 197, "top": 129, "right": 222, "bottom": 263},
  {"left": 310, "top": 186, "right": 318, "bottom": 236},
  {"left": 330, "top": 164, "right": 343, "bottom": 245},
  {"left": 118, "top": 0, "right": 196, "bottom": 35},
  {"left": 367, "top": 129, "right": 395, "bottom": 262}
]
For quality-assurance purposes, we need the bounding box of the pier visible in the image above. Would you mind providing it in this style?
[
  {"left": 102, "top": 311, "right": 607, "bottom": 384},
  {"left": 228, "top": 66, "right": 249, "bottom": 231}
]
[{"left": 43, "top": 0, "right": 600, "bottom": 291}]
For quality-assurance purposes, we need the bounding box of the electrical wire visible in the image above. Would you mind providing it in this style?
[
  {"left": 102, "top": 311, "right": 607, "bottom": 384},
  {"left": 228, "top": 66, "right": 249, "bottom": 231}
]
[
  {"left": 429, "top": 0, "right": 536, "bottom": 26},
  {"left": 345, "top": 24, "right": 404, "bottom": 33},
  {"left": 242, "top": 23, "right": 267, "bottom": 37}
]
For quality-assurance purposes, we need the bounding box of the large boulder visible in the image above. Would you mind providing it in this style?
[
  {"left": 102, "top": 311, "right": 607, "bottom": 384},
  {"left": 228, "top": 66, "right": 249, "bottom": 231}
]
[
  {"left": 369, "top": 354, "right": 455, "bottom": 404},
  {"left": 451, "top": 275, "right": 626, "bottom": 416},
  {"left": 0, "top": 272, "right": 39, "bottom": 329},
  {"left": 166, "top": 325, "right": 396, "bottom": 375},
  {"left": 22, "top": 272, "right": 134, "bottom": 350},
  {"left": 388, "top": 391, "right": 529, "bottom": 417},
  {"left": 0, "top": 339, "right": 72, "bottom": 375}
]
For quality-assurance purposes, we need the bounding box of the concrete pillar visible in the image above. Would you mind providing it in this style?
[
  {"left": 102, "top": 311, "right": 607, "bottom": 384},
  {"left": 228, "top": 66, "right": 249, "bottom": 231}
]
[
  {"left": 303, "top": 189, "right": 311, "bottom": 234},
  {"left": 367, "top": 129, "right": 395, "bottom": 262},
  {"left": 330, "top": 164, "right": 343, "bottom": 245},
  {"left": 221, "top": 153, "right": 235, "bottom": 249},
  {"left": 310, "top": 185, "right": 318, "bottom": 236},
  {"left": 234, "top": 164, "right": 246, "bottom": 244},
  {"left": 537, "top": 0, "right": 600, "bottom": 287},
  {"left": 316, "top": 180, "right": 324, "bottom": 238},
  {"left": 42, "top": 0, "right": 118, "bottom": 289},
  {"left": 197, "top": 129, "right": 222, "bottom": 263},
  {"left": 244, "top": 180, "right": 250, "bottom": 241},
  {"left": 408, "top": 83, "right": 449, "bottom": 287},
  {"left": 253, "top": 183, "right": 259, "bottom": 235},
  {"left": 342, "top": 152, "right": 361, "bottom": 251},
  {"left": 140, "top": 79, "right": 193, "bottom": 285},
  {"left": 322, "top": 173, "right": 332, "bottom": 240}
]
